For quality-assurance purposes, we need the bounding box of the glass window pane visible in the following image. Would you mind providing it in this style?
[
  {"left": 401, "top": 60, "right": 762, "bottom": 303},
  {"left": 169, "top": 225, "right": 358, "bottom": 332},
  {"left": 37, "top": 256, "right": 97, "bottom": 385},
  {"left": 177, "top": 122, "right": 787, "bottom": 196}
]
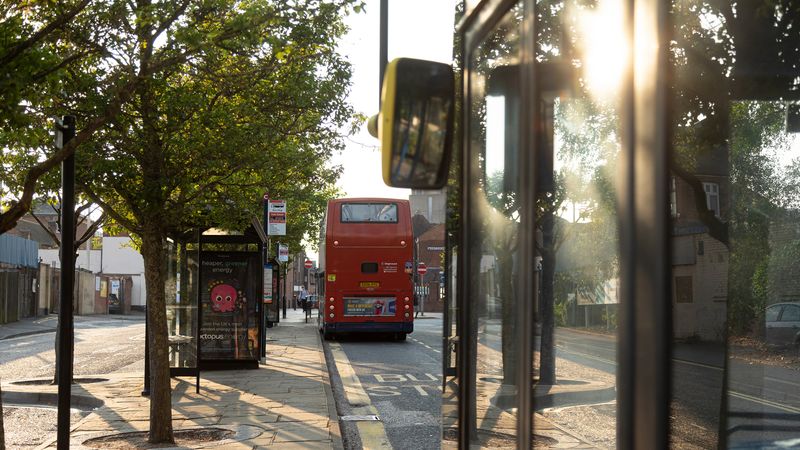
[
  {"left": 530, "top": 0, "right": 623, "bottom": 445},
  {"left": 765, "top": 305, "right": 781, "bottom": 322},
  {"left": 341, "top": 203, "right": 398, "bottom": 223},
  {"left": 167, "top": 234, "right": 199, "bottom": 369},
  {"left": 465, "top": 5, "right": 523, "bottom": 446},
  {"left": 669, "top": 0, "right": 800, "bottom": 444},
  {"left": 780, "top": 305, "right": 799, "bottom": 322}
]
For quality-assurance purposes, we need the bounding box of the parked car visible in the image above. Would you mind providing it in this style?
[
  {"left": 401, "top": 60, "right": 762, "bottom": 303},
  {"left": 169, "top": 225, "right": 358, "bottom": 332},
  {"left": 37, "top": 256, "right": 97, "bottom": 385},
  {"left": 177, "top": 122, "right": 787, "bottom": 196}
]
[{"left": 765, "top": 302, "right": 800, "bottom": 347}]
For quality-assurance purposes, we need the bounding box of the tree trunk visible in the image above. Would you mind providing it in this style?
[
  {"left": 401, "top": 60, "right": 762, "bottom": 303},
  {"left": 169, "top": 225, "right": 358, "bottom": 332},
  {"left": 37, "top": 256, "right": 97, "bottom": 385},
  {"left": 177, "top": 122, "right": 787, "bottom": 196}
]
[
  {"left": 53, "top": 250, "right": 79, "bottom": 385},
  {"left": 539, "top": 211, "right": 556, "bottom": 385},
  {"left": 140, "top": 227, "right": 174, "bottom": 444}
]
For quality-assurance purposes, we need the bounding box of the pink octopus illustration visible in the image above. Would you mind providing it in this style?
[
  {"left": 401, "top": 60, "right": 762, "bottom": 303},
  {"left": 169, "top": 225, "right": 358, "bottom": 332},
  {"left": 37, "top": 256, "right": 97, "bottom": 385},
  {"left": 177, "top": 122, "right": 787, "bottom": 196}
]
[{"left": 210, "top": 284, "right": 237, "bottom": 313}]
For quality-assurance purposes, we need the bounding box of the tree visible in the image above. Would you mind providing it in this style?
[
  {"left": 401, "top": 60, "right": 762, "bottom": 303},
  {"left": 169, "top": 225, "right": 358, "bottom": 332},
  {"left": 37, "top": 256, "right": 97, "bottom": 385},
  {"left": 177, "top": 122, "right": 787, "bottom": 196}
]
[
  {"left": 4, "top": 0, "right": 361, "bottom": 443},
  {"left": 0, "top": 0, "right": 125, "bottom": 233}
]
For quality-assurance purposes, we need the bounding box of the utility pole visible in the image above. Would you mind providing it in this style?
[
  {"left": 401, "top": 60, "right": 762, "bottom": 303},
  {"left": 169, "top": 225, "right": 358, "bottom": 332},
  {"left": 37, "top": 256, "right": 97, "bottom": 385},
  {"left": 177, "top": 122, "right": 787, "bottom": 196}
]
[
  {"left": 379, "top": 0, "right": 388, "bottom": 109},
  {"left": 55, "top": 115, "right": 76, "bottom": 450}
]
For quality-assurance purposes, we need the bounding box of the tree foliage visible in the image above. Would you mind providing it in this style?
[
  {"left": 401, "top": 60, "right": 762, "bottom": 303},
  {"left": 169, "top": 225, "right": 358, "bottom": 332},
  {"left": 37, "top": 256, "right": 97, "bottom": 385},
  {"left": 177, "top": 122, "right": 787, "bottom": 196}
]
[{"left": 2, "top": 0, "right": 361, "bottom": 443}]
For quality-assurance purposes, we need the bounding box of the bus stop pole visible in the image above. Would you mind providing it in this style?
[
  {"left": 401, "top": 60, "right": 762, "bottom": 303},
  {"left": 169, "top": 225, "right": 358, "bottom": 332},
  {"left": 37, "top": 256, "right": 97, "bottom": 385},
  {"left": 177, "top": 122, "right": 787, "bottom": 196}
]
[
  {"left": 56, "top": 115, "right": 76, "bottom": 450},
  {"left": 282, "top": 264, "right": 287, "bottom": 319}
]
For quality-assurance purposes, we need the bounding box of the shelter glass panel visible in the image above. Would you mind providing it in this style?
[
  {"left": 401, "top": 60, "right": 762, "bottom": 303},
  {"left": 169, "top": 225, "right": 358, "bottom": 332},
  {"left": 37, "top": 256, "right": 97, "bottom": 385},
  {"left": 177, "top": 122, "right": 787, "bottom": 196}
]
[
  {"left": 167, "top": 233, "right": 200, "bottom": 369},
  {"left": 668, "top": 0, "right": 800, "bottom": 446},
  {"left": 529, "top": 0, "right": 623, "bottom": 445},
  {"left": 465, "top": 5, "right": 524, "bottom": 446}
]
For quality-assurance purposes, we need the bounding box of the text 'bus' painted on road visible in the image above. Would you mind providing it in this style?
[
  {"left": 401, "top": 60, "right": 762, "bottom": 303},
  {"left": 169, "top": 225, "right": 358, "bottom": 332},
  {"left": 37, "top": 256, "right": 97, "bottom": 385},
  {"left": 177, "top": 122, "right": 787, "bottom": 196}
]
[
  {"left": 373, "top": 373, "right": 438, "bottom": 382},
  {"left": 367, "top": 385, "right": 437, "bottom": 396}
]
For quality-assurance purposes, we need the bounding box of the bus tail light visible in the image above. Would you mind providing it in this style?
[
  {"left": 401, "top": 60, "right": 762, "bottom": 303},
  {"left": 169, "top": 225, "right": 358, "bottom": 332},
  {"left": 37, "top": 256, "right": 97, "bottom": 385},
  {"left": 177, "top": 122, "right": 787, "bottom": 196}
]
[
  {"left": 404, "top": 297, "right": 410, "bottom": 302},
  {"left": 329, "top": 305, "right": 334, "bottom": 310},
  {"left": 405, "top": 305, "right": 409, "bottom": 310},
  {"left": 329, "top": 313, "right": 335, "bottom": 318},
  {"left": 404, "top": 312, "right": 410, "bottom": 318}
]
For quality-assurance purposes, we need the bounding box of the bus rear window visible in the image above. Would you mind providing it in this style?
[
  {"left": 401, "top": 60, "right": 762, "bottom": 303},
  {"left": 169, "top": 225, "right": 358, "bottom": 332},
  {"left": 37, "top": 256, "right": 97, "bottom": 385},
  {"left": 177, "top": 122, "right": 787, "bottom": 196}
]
[
  {"left": 341, "top": 203, "right": 398, "bottom": 223},
  {"left": 361, "top": 262, "right": 379, "bottom": 273}
]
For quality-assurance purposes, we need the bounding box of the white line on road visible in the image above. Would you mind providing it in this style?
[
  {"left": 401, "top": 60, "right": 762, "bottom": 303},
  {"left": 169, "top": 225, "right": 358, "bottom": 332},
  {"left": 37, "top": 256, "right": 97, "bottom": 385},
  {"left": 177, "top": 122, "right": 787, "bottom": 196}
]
[
  {"left": 329, "top": 342, "right": 392, "bottom": 449},
  {"left": 555, "top": 345, "right": 616, "bottom": 365},
  {"left": 409, "top": 338, "right": 441, "bottom": 353},
  {"left": 560, "top": 348, "right": 800, "bottom": 414},
  {"left": 729, "top": 391, "right": 800, "bottom": 414}
]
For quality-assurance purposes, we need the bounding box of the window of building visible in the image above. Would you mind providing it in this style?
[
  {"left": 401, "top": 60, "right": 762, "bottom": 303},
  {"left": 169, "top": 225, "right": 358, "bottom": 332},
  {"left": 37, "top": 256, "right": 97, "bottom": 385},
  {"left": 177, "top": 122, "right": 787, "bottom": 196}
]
[
  {"left": 675, "top": 276, "right": 693, "bottom": 303},
  {"left": 670, "top": 176, "right": 677, "bottom": 218},
  {"left": 703, "top": 182, "right": 720, "bottom": 217}
]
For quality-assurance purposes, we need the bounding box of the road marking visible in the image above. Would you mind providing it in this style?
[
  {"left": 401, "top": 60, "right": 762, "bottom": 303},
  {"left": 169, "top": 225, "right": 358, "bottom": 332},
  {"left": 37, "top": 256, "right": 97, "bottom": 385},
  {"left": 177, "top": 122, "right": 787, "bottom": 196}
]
[
  {"left": 560, "top": 348, "right": 800, "bottom": 414},
  {"left": 367, "top": 386, "right": 402, "bottom": 396},
  {"left": 728, "top": 391, "right": 800, "bottom": 414},
  {"left": 409, "top": 338, "right": 441, "bottom": 353},
  {"left": 374, "top": 373, "right": 438, "bottom": 383},
  {"left": 375, "top": 374, "right": 407, "bottom": 383},
  {"left": 411, "top": 385, "right": 430, "bottom": 396},
  {"left": 555, "top": 345, "right": 616, "bottom": 365},
  {"left": 406, "top": 373, "right": 438, "bottom": 381},
  {"left": 672, "top": 358, "right": 721, "bottom": 371},
  {"left": 329, "top": 342, "right": 392, "bottom": 449},
  {"left": 541, "top": 400, "right": 616, "bottom": 413},
  {"left": 765, "top": 376, "right": 800, "bottom": 388}
]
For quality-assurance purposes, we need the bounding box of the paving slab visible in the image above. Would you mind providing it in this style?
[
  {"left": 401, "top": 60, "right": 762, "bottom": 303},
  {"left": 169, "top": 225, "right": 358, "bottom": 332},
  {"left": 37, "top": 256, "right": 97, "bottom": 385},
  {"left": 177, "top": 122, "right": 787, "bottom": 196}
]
[{"left": 3, "top": 308, "right": 341, "bottom": 450}]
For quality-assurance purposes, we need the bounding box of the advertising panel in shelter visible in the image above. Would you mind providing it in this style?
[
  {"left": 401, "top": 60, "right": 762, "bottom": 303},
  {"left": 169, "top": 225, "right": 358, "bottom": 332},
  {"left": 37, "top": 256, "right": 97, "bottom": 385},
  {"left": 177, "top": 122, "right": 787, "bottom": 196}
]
[{"left": 200, "top": 252, "right": 259, "bottom": 361}]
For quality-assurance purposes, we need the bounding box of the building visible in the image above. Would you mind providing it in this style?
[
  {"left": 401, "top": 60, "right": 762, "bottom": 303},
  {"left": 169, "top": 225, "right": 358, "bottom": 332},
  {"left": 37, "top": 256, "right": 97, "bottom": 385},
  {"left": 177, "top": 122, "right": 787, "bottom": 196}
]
[
  {"left": 670, "top": 149, "right": 730, "bottom": 341},
  {"left": 409, "top": 188, "right": 447, "bottom": 224}
]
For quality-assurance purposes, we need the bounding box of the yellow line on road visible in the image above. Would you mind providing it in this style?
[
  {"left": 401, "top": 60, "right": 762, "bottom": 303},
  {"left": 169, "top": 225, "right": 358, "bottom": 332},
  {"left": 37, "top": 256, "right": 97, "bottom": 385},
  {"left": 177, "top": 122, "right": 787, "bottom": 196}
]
[{"left": 329, "top": 342, "right": 392, "bottom": 449}]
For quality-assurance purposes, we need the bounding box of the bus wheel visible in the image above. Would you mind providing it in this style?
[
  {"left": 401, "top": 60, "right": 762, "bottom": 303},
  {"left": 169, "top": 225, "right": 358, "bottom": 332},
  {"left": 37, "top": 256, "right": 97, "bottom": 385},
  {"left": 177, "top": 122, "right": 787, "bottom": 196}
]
[
  {"left": 323, "top": 330, "right": 335, "bottom": 341},
  {"left": 395, "top": 333, "right": 407, "bottom": 341}
]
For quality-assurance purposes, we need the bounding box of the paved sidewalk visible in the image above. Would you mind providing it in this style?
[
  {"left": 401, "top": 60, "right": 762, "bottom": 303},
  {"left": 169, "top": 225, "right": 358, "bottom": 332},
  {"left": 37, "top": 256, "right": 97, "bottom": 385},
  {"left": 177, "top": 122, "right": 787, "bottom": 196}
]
[
  {"left": 0, "top": 312, "right": 145, "bottom": 340},
  {"left": 4, "top": 308, "right": 341, "bottom": 449}
]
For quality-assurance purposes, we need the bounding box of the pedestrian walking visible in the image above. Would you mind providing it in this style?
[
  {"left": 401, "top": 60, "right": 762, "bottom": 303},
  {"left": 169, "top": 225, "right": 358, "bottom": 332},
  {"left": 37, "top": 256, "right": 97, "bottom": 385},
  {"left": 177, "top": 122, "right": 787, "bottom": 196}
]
[{"left": 299, "top": 287, "right": 309, "bottom": 321}]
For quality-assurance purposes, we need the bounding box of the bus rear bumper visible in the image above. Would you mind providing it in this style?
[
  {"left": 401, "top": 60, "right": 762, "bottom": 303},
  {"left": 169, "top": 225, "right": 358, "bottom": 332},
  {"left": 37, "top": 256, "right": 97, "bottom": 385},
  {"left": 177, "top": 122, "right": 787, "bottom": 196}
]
[{"left": 323, "top": 321, "right": 413, "bottom": 334}]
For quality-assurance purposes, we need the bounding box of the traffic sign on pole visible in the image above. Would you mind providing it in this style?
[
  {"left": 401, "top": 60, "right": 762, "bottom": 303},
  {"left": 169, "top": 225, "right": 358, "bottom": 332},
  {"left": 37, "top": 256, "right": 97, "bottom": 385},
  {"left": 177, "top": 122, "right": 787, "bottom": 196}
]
[
  {"left": 305, "top": 260, "right": 313, "bottom": 269},
  {"left": 417, "top": 262, "right": 427, "bottom": 275}
]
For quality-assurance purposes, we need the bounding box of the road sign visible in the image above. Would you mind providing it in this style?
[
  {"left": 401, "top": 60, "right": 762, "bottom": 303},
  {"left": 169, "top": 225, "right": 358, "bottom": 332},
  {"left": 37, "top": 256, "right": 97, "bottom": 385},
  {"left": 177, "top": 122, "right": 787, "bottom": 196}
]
[
  {"left": 305, "top": 260, "right": 313, "bottom": 269},
  {"left": 267, "top": 199, "right": 286, "bottom": 235},
  {"left": 278, "top": 244, "right": 289, "bottom": 262},
  {"left": 417, "top": 262, "right": 427, "bottom": 275}
]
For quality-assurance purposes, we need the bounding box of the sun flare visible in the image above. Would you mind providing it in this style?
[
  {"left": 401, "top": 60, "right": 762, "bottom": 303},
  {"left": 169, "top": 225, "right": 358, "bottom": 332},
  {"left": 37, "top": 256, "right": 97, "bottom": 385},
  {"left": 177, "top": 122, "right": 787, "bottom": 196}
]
[{"left": 578, "top": 0, "right": 630, "bottom": 100}]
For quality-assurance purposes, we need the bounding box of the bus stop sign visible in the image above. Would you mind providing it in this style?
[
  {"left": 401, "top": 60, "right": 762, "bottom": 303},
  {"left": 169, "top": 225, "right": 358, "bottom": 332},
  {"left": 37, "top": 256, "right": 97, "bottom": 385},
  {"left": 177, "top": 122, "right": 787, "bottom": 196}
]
[{"left": 417, "top": 262, "right": 427, "bottom": 275}]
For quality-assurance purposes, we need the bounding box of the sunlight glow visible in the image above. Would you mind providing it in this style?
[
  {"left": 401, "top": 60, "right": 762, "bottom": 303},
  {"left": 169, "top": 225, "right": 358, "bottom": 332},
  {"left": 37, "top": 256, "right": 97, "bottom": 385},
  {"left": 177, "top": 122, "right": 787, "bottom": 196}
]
[{"left": 578, "top": 0, "right": 629, "bottom": 100}]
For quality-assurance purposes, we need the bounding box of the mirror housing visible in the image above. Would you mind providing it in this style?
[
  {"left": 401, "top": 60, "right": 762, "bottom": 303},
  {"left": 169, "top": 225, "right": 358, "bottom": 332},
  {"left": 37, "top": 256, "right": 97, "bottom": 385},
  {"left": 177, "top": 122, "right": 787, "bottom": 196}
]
[{"left": 379, "top": 58, "right": 454, "bottom": 189}]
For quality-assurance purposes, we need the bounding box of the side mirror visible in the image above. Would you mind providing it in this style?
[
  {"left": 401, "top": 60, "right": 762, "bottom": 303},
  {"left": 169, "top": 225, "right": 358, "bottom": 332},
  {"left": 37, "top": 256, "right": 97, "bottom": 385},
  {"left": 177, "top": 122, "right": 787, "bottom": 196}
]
[{"left": 379, "top": 58, "right": 454, "bottom": 189}]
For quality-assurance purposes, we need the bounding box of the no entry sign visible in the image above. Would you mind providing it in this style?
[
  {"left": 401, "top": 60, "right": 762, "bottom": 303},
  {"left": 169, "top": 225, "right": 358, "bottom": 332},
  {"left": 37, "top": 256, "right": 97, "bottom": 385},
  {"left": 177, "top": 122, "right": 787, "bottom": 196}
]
[
  {"left": 417, "top": 262, "right": 427, "bottom": 275},
  {"left": 305, "top": 260, "right": 313, "bottom": 269}
]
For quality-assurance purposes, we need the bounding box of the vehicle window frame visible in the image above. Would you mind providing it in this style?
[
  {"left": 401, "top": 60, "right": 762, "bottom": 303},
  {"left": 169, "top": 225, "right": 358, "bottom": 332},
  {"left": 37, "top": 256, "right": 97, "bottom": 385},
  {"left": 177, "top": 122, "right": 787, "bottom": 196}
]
[
  {"left": 778, "top": 304, "right": 800, "bottom": 322},
  {"left": 339, "top": 202, "right": 399, "bottom": 224},
  {"left": 765, "top": 305, "right": 783, "bottom": 322}
]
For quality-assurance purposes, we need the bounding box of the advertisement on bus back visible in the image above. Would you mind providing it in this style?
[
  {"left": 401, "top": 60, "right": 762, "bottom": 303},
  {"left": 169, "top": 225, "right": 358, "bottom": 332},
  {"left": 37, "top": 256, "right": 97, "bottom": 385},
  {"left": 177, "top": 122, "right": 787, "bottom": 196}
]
[{"left": 343, "top": 297, "right": 397, "bottom": 316}]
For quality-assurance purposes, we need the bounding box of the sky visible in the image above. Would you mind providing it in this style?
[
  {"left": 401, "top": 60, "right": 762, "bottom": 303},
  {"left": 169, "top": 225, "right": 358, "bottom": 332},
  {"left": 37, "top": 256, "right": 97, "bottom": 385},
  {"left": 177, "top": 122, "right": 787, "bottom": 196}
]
[
  {"left": 331, "top": 0, "right": 457, "bottom": 199},
  {"left": 303, "top": 0, "right": 457, "bottom": 260}
]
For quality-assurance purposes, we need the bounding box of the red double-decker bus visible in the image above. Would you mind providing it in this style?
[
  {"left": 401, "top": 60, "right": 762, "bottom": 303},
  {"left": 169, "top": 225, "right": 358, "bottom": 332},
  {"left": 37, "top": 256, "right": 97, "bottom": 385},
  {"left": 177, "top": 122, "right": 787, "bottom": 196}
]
[{"left": 317, "top": 198, "right": 414, "bottom": 340}]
